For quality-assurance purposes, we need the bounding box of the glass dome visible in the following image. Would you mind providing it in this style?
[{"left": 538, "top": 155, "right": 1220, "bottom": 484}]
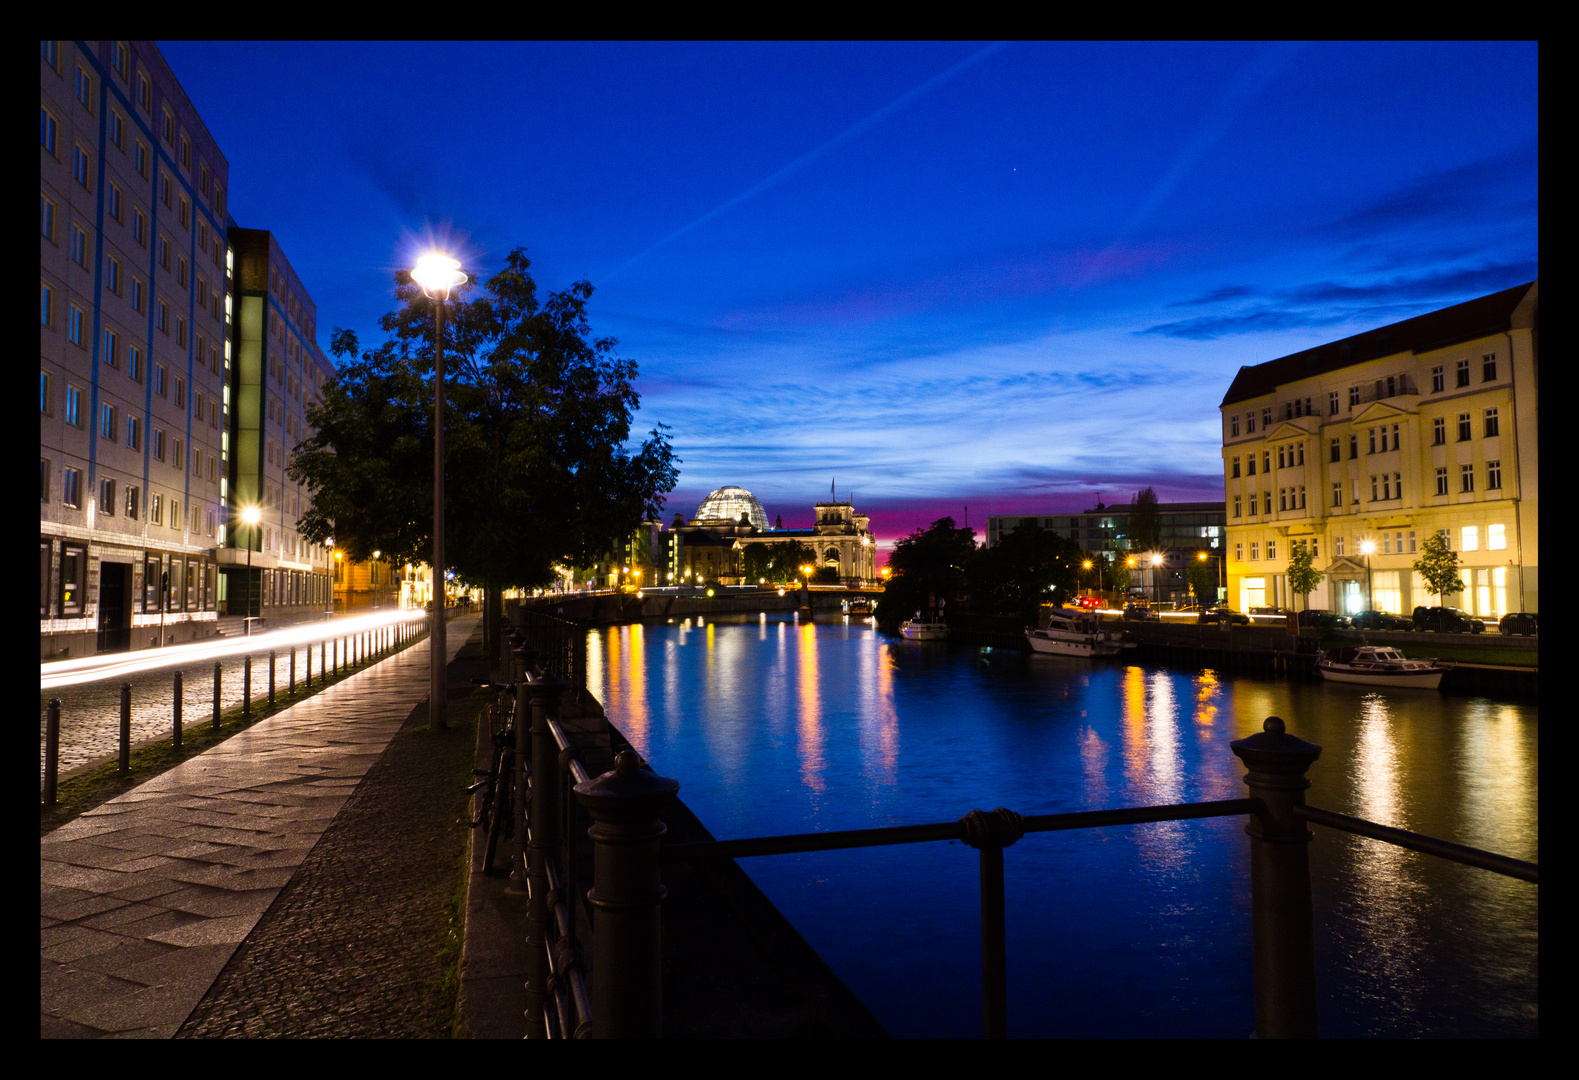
[{"left": 695, "top": 486, "right": 768, "bottom": 530}]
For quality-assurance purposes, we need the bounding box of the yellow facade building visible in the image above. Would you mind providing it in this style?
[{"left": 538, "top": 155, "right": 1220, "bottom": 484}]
[{"left": 1219, "top": 281, "right": 1537, "bottom": 619}]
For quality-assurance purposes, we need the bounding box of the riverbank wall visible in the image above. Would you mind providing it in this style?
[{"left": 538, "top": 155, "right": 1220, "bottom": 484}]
[{"left": 521, "top": 588, "right": 876, "bottom": 624}]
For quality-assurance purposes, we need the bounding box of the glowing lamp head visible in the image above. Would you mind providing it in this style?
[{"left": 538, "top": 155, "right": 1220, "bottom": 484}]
[
  {"left": 411, "top": 252, "right": 467, "bottom": 300},
  {"left": 1360, "top": 540, "right": 1376, "bottom": 556},
  {"left": 1151, "top": 554, "right": 1163, "bottom": 567},
  {"left": 240, "top": 505, "right": 261, "bottom": 527},
  {"left": 1197, "top": 551, "right": 1208, "bottom": 561}
]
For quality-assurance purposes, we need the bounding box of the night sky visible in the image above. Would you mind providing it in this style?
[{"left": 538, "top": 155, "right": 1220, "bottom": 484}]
[{"left": 157, "top": 41, "right": 1538, "bottom": 555}]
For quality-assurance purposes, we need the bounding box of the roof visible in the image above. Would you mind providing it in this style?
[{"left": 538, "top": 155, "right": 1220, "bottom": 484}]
[{"left": 1220, "top": 281, "right": 1536, "bottom": 407}]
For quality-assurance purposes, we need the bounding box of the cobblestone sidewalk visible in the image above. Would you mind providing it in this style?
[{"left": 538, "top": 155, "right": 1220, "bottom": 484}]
[{"left": 40, "top": 618, "right": 478, "bottom": 1038}]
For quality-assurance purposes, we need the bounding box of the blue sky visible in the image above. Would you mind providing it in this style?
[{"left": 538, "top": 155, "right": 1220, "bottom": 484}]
[{"left": 158, "top": 41, "right": 1538, "bottom": 549}]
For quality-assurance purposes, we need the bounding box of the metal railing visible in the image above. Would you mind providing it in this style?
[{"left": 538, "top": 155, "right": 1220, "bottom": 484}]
[{"left": 498, "top": 611, "right": 1537, "bottom": 1038}]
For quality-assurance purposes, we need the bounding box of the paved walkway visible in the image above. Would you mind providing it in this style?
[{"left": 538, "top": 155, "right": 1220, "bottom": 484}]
[{"left": 40, "top": 618, "right": 479, "bottom": 1039}]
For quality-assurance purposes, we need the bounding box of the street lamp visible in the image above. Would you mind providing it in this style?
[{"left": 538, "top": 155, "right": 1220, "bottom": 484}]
[
  {"left": 411, "top": 251, "right": 466, "bottom": 727},
  {"left": 1151, "top": 552, "right": 1164, "bottom": 604},
  {"left": 240, "top": 505, "right": 261, "bottom": 633},
  {"left": 1359, "top": 539, "right": 1376, "bottom": 613}
]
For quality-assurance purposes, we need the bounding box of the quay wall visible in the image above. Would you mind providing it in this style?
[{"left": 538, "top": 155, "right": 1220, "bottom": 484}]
[{"left": 520, "top": 588, "right": 876, "bottom": 625}]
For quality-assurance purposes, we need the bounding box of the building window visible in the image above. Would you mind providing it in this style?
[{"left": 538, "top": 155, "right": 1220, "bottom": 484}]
[
  {"left": 173, "top": 437, "right": 184, "bottom": 470},
  {"left": 75, "top": 66, "right": 93, "bottom": 110},
  {"left": 1335, "top": 535, "right": 1345, "bottom": 557},
  {"left": 71, "top": 224, "right": 89, "bottom": 269},
  {"left": 1263, "top": 492, "right": 1272, "bottom": 515},
  {"left": 41, "top": 459, "right": 51, "bottom": 504},
  {"left": 1230, "top": 415, "right": 1240, "bottom": 438},
  {"left": 1370, "top": 475, "right": 1378, "bottom": 501},
  {"left": 67, "top": 304, "right": 85, "bottom": 346},
  {"left": 180, "top": 135, "right": 191, "bottom": 170},
  {"left": 42, "top": 39, "right": 59, "bottom": 71},
  {"left": 1233, "top": 495, "right": 1241, "bottom": 518},
  {"left": 179, "top": 198, "right": 190, "bottom": 230},
  {"left": 1456, "top": 359, "right": 1470, "bottom": 388},
  {"left": 63, "top": 467, "right": 81, "bottom": 508},
  {"left": 1431, "top": 366, "right": 1444, "bottom": 393},
  {"left": 107, "top": 256, "right": 121, "bottom": 295},
  {"left": 1484, "top": 408, "right": 1499, "bottom": 438},
  {"left": 1487, "top": 460, "right": 1502, "bottom": 490},
  {"left": 162, "top": 108, "right": 175, "bottom": 146},
  {"left": 1332, "top": 482, "right": 1342, "bottom": 508},
  {"left": 1391, "top": 473, "right": 1400, "bottom": 500},
  {"left": 1231, "top": 457, "right": 1240, "bottom": 479},
  {"left": 1299, "top": 485, "right": 1306, "bottom": 509},
  {"left": 73, "top": 145, "right": 91, "bottom": 190},
  {"left": 154, "top": 364, "right": 166, "bottom": 397},
  {"left": 1279, "top": 488, "right": 1288, "bottom": 512},
  {"left": 215, "top": 186, "right": 226, "bottom": 216},
  {"left": 134, "top": 140, "right": 148, "bottom": 178},
  {"left": 102, "top": 329, "right": 119, "bottom": 367},
  {"left": 1328, "top": 391, "right": 1339, "bottom": 415},
  {"left": 41, "top": 194, "right": 57, "bottom": 242},
  {"left": 1267, "top": 541, "right": 1276, "bottom": 561},
  {"left": 1457, "top": 413, "right": 1472, "bottom": 441},
  {"left": 1328, "top": 437, "right": 1339, "bottom": 463},
  {"left": 1460, "top": 464, "right": 1474, "bottom": 493},
  {"left": 1263, "top": 451, "right": 1271, "bottom": 473},
  {"left": 65, "top": 386, "right": 81, "bottom": 427},
  {"left": 1367, "top": 428, "right": 1376, "bottom": 455},
  {"left": 1435, "top": 467, "right": 1448, "bottom": 496},
  {"left": 127, "top": 485, "right": 140, "bottom": 519},
  {"left": 1390, "top": 424, "right": 1400, "bottom": 451},
  {"left": 41, "top": 281, "right": 54, "bottom": 327},
  {"left": 1349, "top": 386, "right": 1360, "bottom": 408},
  {"left": 1234, "top": 543, "right": 1243, "bottom": 562},
  {"left": 157, "top": 299, "right": 169, "bottom": 334},
  {"left": 127, "top": 415, "right": 140, "bottom": 450},
  {"left": 178, "top": 256, "right": 188, "bottom": 287},
  {"left": 175, "top": 378, "right": 185, "bottom": 408},
  {"left": 1483, "top": 354, "right": 1497, "bottom": 382},
  {"left": 60, "top": 543, "right": 87, "bottom": 615},
  {"left": 1250, "top": 542, "right": 1259, "bottom": 561},
  {"left": 1432, "top": 417, "right": 1445, "bottom": 445},
  {"left": 1262, "top": 407, "right": 1271, "bottom": 429},
  {"left": 200, "top": 162, "right": 211, "bottom": 197},
  {"left": 41, "top": 371, "right": 52, "bottom": 415},
  {"left": 99, "top": 477, "right": 116, "bottom": 516},
  {"left": 1348, "top": 434, "right": 1358, "bottom": 459},
  {"left": 177, "top": 317, "right": 187, "bottom": 347},
  {"left": 1488, "top": 523, "right": 1506, "bottom": 551},
  {"left": 151, "top": 493, "right": 162, "bottom": 524},
  {"left": 1246, "top": 454, "right": 1255, "bottom": 476},
  {"left": 101, "top": 403, "right": 117, "bottom": 441},
  {"left": 1246, "top": 412, "right": 1256, "bottom": 434},
  {"left": 134, "top": 209, "right": 147, "bottom": 246},
  {"left": 1461, "top": 526, "right": 1479, "bottom": 552}
]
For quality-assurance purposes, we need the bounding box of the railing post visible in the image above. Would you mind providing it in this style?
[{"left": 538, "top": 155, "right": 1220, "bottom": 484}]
[
  {"left": 45, "top": 699, "right": 60, "bottom": 807},
  {"left": 119, "top": 683, "right": 132, "bottom": 774},
  {"left": 523, "top": 674, "right": 567, "bottom": 1037},
  {"left": 268, "top": 650, "right": 277, "bottom": 711},
  {"left": 1231, "top": 716, "right": 1322, "bottom": 1038},
  {"left": 213, "top": 661, "right": 222, "bottom": 730},
  {"left": 961, "top": 807, "right": 1025, "bottom": 1039},
  {"left": 243, "top": 655, "right": 252, "bottom": 718},
  {"left": 289, "top": 647, "right": 296, "bottom": 695},
  {"left": 173, "top": 671, "right": 183, "bottom": 750},
  {"left": 574, "top": 750, "right": 679, "bottom": 1039}
]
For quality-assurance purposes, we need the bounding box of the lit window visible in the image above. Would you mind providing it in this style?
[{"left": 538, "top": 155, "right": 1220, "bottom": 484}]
[{"left": 1461, "top": 526, "right": 1479, "bottom": 552}]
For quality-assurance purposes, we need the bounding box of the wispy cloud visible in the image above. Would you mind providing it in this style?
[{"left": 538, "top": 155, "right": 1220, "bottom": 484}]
[{"left": 1325, "top": 141, "right": 1538, "bottom": 238}]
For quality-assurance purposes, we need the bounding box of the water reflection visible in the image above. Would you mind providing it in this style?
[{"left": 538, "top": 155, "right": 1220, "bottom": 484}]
[{"left": 585, "top": 614, "right": 1537, "bottom": 1038}]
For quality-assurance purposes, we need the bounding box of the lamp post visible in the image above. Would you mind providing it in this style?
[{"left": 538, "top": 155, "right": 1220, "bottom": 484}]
[
  {"left": 241, "top": 505, "right": 261, "bottom": 634},
  {"left": 1151, "top": 552, "right": 1164, "bottom": 605},
  {"left": 1359, "top": 539, "right": 1376, "bottom": 613},
  {"left": 412, "top": 252, "right": 467, "bottom": 726}
]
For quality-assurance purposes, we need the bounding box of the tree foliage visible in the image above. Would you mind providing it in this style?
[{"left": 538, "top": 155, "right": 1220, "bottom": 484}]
[
  {"left": 290, "top": 248, "right": 679, "bottom": 591},
  {"left": 741, "top": 539, "right": 818, "bottom": 585},
  {"left": 1186, "top": 556, "right": 1219, "bottom": 604},
  {"left": 1285, "top": 542, "right": 1324, "bottom": 610},
  {"left": 1412, "top": 530, "right": 1461, "bottom": 601},
  {"left": 1128, "top": 487, "right": 1163, "bottom": 554},
  {"left": 877, "top": 517, "right": 976, "bottom": 621},
  {"left": 968, "top": 523, "right": 1084, "bottom": 621}
]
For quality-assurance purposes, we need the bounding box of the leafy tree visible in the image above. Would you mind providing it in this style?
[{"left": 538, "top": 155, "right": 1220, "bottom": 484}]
[
  {"left": 1128, "top": 487, "right": 1163, "bottom": 555},
  {"left": 876, "top": 517, "right": 976, "bottom": 623},
  {"left": 1186, "top": 556, "right": 1219, "bottom": 605},
  {"left": 968, "top": 522, "right": 1084, "bottom": 621},
  {"left": 1107, "top": 555, "right": 1131, "bottom": 595},
  {"left": 1286, "top": 542, "right": 1324, "bottom": 611},
  {"left": 1412, "top": 530, "right": 1462, "bottom": 603},
  {"left": 742, "top": 539, "right": 817, "bottom": 585},
  {"left": 291, "top": 248, "right": 679, "bottom": 650}
]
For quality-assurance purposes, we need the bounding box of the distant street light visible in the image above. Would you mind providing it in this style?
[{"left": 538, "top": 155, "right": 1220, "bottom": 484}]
[
  {"left": 240, "top": 505, "right": 262, "bottom": 633},
  {"left": 411, "top": 252, "right": 466, "bottom": 726}
]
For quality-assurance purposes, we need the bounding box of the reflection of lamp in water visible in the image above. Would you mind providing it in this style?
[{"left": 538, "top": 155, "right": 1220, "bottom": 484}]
[{"left": 1360, "top": 539, "right": 1376, "bottom": 611}]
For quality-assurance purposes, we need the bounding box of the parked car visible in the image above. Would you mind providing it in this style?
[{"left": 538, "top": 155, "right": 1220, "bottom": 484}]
[
  {"left": 1199, "top": 606, "right": 1250, "bottom": 625},
  {"left": 1076, "top": 595, "right": 1102, "bottom": 611},
  {"left": 1123, "top": 602, "right": 1160, "bottom": 622},
  {"left": 1498, "top": 611, "right": 1539, "bottom": 637},
  {"left": 1348, "top": 609, "right": 1412, "bottom": 632},
  {"left": 1295, "top": 609, "right": 1351, "bottom": 630},
  {"left": 1412, "top": 606, "right": 1486, "bottom": 634}
]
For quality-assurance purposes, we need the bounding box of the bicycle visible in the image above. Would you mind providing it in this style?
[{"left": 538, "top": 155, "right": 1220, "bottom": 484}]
[{"left": 469, "top": 682, "right": 519, "bottom": 875}]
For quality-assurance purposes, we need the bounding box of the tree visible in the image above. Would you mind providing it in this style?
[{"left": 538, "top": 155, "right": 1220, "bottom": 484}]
[
  {"left": 1108, "top": 555, "right": 1131, "bottom": 595},
  {"left": 742, "top": 539, "right": 817, "bottom": 585},
  {"left": 877, "top": 517, "right": 976, "bottom": 623},
  {"left": 291, "top": 248, "right": 679, "bottom": 651},
  {"left": 1286, "top": 542, "right": 1324, "bottom": 611},
  {"left": 1412, "top": 530, "right": 1462, "bottom": 603},
  {"left": 1128, "top": 487, "right": 1163, "bottom": 555},
  {"left": 1186, "top": 556, "right": 1219, "bottom": 606},
  {"left": 968, "top": 522, "right": 1084, "bottom": 621}
]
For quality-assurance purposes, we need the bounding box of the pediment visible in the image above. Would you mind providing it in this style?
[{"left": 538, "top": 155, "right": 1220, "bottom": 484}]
[
  {"left": 1325, "top": 555, "right": 1369, "bottom": 575},
  {"left": 1351, "top": 399, "right": 1412, "bottom": 423},
  {"left": 1267, "top": 418, "right": 1318, "bottom": 439}
]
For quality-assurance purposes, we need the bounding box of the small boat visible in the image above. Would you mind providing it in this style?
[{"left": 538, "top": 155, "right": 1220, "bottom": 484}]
[
  {"left": 1317, "top": 646, "right": 1448, "bottom": 689},
  {"left": 899, "top": 613, "right": 949, "bottom": 640},
  {"left": 843, "top": 596, "right": 875, "bottom": 615},
  {"left": 1025, "top": 607, "right": 1132, "bottom": 658}
]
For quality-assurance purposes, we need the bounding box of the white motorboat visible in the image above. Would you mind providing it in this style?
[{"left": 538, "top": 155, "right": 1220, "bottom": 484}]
[
  {"left": 1025, "top": 607, "right": 1132, "bottom": 658},
  {"left": 1317, "top": 646, "right": 1448, "bottom": 689},
  {"left": 899, "top": 614, "right": 949, "bottom": 640}
]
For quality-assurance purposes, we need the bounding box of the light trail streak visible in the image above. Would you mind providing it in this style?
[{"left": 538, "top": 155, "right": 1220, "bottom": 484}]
[{"left": 40, "top": 610, "right": 429, "bottom": 691}]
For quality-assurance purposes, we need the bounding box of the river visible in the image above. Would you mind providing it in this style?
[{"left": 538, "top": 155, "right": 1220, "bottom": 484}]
[{"left": 586, "top": 611, "right": 1537, "bottom": 1038}]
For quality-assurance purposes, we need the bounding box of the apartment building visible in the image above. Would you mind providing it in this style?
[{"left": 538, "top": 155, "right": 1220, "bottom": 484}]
[
  {"left": 41, "top": 41, "right": 333, "bottom": 658},
  {"left": 1219, "top": 281, "right": 1538, "bottom": 618}
]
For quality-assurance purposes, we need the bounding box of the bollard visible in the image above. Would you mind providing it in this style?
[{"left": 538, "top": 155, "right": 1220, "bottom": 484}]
[
  {"left": 574, "top": 750, "right": 679, "bottom": 1039},
  {"left": 173, "top": 671, "right": 183, "bottom": 750},
  {"left": 243, "top": 655, "right": 252, "bottom": 718},
  {"left": 45, "top": 699, "right": 61, "bottom": 807},
  {"left": 289, "top": 647, "right": 296, "bottom": 695},
  {"left": 119, "top": 683, "right": 132, "bottom": 774},
  {"left": 213, "top": 661, "right": 222, "bottom": 730},
  {"left": 522, "top": 673, "right": 562, "bottom": 1036},
  {"left": 1231, "top": 717, "right": 1322, "bottom": 1038},
  {"left": 268, "top": 651, "right": 277, "bottom": 711},
  {"left": 961, "top": 807, "right": 1025, "bottom": 1039}
]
